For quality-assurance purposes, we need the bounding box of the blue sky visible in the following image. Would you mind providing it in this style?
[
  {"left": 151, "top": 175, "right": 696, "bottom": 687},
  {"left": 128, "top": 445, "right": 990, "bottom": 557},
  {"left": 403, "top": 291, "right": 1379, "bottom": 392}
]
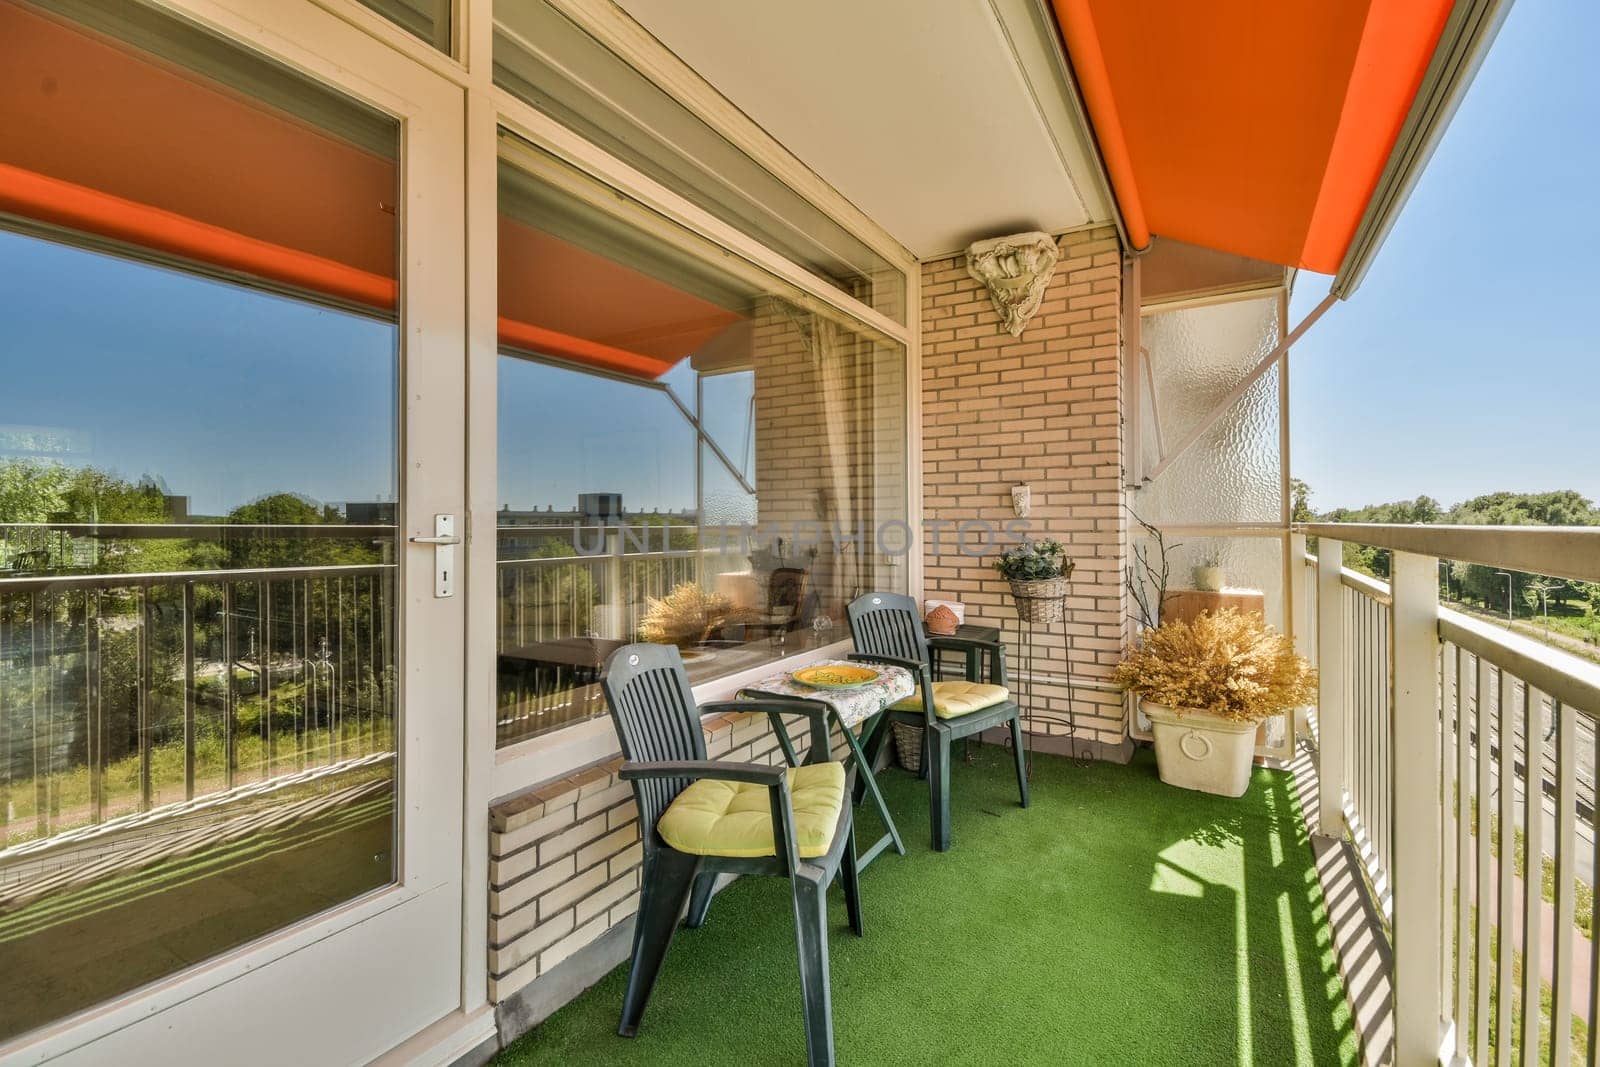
[
  {"left": 0, "top": 230, "right": 397, "bottom": 517},
  {"left": 4, "top": 1, "right": 1587, "bottom": 523},
  {"left": 1288, "top": 0, "right": 1600, "bottom": 514}
]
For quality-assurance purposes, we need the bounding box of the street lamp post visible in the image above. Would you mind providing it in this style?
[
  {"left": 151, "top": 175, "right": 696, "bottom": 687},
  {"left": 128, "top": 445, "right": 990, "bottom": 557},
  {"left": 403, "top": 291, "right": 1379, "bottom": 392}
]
[
  {"left": 1529, "top": 580, "right": 1555, "bottom": 637},
  {"left": 1495, "top": 571, "right": 1513, "bottom": 627}
]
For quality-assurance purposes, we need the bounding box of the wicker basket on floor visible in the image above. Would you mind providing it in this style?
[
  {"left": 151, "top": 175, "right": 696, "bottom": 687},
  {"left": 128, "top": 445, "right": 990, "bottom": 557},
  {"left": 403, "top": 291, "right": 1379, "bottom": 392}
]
[{"left": 892, "top": 720, "right": 924, "bottom": 773}]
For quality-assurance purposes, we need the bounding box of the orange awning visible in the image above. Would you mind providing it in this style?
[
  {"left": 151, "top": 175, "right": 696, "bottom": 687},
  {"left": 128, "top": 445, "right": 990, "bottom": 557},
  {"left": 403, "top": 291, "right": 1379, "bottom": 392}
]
[
  {"left": 0, "top": 2, "right": 725, "bottom": 382},
  {"left": 497, "top": 216, "right": 743, "bottom": 379},
  {"left": 0, "top": 163, "right": 397, "bottom": 308},
  {"left": 1053, "top": 0, "right": 1452, "bottom": 273}
]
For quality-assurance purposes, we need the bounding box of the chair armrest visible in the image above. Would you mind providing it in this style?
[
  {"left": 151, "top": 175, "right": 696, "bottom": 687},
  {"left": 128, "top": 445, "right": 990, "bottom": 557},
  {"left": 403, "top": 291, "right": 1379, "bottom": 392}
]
[
  {"left": 701, "top": 696, "right": 830, "bottom": 730},
  {"left": 618, "top": 759, "right": 785, "bottom": 787},
  {"left": 618, "top": 759, "right": 802, "bottom": 873},
  {"left": 720, "top": 694, "right": 836, "bottom": 767},
  {"left": 846, "top": 652, "right": 927, "bottom": 677}
]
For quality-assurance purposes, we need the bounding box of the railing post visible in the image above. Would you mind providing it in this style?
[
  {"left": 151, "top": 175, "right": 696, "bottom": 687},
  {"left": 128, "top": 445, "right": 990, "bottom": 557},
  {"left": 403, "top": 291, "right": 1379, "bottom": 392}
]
[
  {"left": 1390, "top": 550, "right": 1444, "bottom": 1066},
  {"left": 603, "top": 525, "right": 624, "bottom": 640},
  {"left": 1315, "top": 538, "right": 1346, "bottom": 837}
]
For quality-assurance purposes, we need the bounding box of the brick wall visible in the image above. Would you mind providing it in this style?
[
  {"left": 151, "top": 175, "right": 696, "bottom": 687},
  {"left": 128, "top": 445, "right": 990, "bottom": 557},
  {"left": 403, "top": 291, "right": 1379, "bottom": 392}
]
[
  {"left": 750, "top": 297, "right": 908, "bottom": 616},
  {"left": 919, "top": 226, "right": 1130, "bottom": 758}
]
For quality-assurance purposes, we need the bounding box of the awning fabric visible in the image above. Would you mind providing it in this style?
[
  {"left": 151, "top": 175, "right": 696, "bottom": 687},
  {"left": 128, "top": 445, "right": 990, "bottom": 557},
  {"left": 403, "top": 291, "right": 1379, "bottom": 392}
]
[
  {"left": 0, "top": 1, "right": 725, "bottom": 381},
  {"left": 1053, "top": 0, "right": 1452, "bottom": 273},
  {"left": 0, "top": 1, "right": 397, "bottom": 282},
  {"left": 497, "top": 216, "right": 744, "bottom": 379}
]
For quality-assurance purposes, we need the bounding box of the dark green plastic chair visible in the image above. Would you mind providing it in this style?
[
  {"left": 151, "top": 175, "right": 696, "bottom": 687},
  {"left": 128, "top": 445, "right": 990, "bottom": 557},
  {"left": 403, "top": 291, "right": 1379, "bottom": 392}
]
[
  {"left": 600, "top": 642, "right": 863, "bottom": 1067},
  {"left": 845, "top": 592, "right": 1029, "bottom": 851}
]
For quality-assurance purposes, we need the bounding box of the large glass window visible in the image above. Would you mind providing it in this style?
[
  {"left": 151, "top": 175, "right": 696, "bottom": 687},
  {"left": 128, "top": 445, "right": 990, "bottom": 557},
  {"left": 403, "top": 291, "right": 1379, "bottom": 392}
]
[
  {"left": 0, "top": 0, "right": 398, "bottom": 1041},
  {"left": 493, "top": 0, "right": 906, "bottom": 325},
  {"left": 358, "top": 0, "right": 452, "bottom": 54},
  {"left": 496, "top": 138, "right": 907, "bottom": 747}
]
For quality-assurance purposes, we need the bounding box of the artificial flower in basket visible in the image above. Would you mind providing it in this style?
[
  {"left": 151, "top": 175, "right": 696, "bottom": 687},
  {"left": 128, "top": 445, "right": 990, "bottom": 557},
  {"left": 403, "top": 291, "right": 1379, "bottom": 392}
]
[
  {"left": 1112, "top": 608, "right": 1316, "bottom": 797},
  {"left": 993, "top": 539, "right": 1073, "bottom": 623}
]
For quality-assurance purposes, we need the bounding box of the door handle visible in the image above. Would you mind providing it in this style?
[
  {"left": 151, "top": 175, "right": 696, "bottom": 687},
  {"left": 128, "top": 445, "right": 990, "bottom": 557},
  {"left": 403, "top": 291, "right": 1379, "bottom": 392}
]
[{"left": 410, "top": 514, "right": 459, "bottom": 598}]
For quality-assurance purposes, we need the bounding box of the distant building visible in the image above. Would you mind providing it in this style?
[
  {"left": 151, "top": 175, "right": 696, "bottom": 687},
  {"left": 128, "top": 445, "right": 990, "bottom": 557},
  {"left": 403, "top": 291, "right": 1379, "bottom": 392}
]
[
  {"left": 578, "top": 492, "right": 623, "bottom": 524},
  {"left": 345, "top": 501, "right": 397, "bottom": 525}
]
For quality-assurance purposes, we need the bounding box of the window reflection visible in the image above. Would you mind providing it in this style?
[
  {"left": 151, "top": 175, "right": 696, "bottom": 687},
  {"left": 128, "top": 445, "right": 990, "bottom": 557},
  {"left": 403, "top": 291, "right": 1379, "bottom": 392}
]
[
  {"left": 0, "top": 0, "right": 398, "bottom": 1042},
  {"left": 358, "top": 0, "right": 452, "bottom": 53},
  {"left": 496, "top": 146, "right": 907, "bottom": 747}
]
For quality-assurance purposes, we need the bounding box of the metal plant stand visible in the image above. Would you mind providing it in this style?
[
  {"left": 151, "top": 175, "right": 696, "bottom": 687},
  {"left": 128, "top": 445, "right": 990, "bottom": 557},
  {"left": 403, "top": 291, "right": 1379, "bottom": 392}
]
[{"left": 1008, "top": 602, "right": 1091, "bottom": 775}]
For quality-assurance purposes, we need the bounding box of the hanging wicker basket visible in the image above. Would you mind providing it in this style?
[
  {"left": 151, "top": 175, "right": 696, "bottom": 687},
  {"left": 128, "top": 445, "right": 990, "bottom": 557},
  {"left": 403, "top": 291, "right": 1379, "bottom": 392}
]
[{"left": 1008, "top": 576, "right": 1069, "bottom": 623}]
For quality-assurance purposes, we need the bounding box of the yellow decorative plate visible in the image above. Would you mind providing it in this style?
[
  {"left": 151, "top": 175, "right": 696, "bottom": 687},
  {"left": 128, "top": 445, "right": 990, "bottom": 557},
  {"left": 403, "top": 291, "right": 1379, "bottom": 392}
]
[{"left": 791, "top": 664, "right": 880, "bottom": 690}]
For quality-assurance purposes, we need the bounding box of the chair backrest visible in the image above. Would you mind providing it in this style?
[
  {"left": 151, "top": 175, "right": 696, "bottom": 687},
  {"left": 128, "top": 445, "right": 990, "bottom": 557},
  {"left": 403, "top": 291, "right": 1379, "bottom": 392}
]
[
  {"left": 846, "top": 592, "right": 930, "bottom": 667},
  {"left": 600, "top": 642, "right": 708, "bottom": 833},
  {"left": 768, "top": 566, "right": 807, "bottom": 611}
]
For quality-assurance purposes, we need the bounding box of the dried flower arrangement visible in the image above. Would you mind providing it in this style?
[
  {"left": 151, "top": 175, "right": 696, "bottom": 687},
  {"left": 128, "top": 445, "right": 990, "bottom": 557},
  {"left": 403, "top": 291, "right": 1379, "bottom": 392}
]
[
  {"left": 639, "top": 583, "right": 733, "bottom": 648},
  {"left": 1112, "top": 608, "right": 1316, "bottom": 723}
]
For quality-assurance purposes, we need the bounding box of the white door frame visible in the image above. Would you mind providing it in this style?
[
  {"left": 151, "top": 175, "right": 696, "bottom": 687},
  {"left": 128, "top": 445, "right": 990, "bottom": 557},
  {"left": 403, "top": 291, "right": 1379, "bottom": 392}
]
[{"left": 1, "top": 2, "right": 474, "bottom": 1062}]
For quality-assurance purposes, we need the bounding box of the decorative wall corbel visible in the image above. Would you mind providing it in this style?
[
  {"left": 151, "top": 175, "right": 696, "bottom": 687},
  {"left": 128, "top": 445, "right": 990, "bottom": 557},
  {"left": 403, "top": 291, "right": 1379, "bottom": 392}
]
[{"left": 965, "top": 231, "right": 1061, "bottom": 337}]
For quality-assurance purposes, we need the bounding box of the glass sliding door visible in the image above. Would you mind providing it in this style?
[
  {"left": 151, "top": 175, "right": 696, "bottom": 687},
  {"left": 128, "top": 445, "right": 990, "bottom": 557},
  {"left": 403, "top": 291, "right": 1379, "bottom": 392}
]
[{"left": 0, "top": 1, "right": 464, "bottom": 1051}]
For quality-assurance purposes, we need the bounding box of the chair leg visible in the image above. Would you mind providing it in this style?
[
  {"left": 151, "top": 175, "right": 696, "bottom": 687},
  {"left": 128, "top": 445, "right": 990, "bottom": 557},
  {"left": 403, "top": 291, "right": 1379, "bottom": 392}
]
[
  {"left": 618, "top": 848, "right": 699, "bottom": 1038},
  {"left": 839, "top": 822, "right": 864, "bottom": 936},
  {"left": 684, "top": 870, "right": 718, "bottom": 928},
  {"left": 918, "top": 727, "right": 930, "bottom": 781},
  {"left": 1009, "top": 714, "right": 1031, "bottom": 808},
  {"left": 929, "top": 729, "right": 952, "bottom": 852},
  {"left": 791, "top": 872, "right": 836, "bottom": 1067},
  {"left": 854, "top": 713, "right": 889, "bottom": 806}
]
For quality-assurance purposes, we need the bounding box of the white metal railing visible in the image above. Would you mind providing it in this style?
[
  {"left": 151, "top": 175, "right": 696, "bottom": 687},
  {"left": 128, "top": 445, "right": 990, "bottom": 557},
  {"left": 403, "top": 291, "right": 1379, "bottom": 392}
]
[{"left": 1296, "top": 523, "right": 1600, "bottom": 1067}]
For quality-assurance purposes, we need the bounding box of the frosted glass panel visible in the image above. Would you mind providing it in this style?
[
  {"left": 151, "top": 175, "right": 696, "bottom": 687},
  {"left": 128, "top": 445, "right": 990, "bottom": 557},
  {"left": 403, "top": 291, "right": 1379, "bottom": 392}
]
[
  {"left": 1137, "top": 366, "right": 1281, "bottom": 525},
  {"left": 1135, "top": 296, "right": 1281, "bottom": 526}
]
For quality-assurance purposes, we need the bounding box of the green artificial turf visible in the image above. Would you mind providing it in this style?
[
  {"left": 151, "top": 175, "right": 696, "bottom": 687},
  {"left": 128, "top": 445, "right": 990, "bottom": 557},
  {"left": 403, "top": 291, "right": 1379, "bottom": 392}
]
[{"left": 496, "top": 746, "right": 1359, "bottom": 1066}]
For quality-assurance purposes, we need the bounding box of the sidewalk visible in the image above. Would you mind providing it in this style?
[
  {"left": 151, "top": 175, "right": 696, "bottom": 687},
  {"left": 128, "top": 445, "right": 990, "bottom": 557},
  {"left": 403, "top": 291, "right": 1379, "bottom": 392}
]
[{"left": 1465, "top": 835, "right": 1592, "bottom": 1019}]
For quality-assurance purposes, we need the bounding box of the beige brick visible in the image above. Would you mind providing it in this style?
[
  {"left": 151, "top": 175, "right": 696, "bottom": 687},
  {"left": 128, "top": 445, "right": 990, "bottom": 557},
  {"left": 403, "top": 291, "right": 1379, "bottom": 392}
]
[
  {"left": 576, "top": 781, "right": 632, "bottom": 819},
  {"left": 610, "top": 841, "right": 643, "bottom": 878},
  {"left": 537, "top": 862, "right": 608, "bottom": 922},
  {"left": 574, "top": 870, "right": 639, "bottom": 926},
  {"left": 540, "top": 914, "right": 610, "bottom": 972},
  {"left": 577, "top": 823, "right": 638, "bottom": 870},
  {"left": 489, "top": 909, "right": 573, "bottom": 976},
  {"left": 493, "top": 801, "right": 576, "bottom": 859},
  {"left": 537, "top": 814, "right": 609, "bottom": 863},
  {"left": 490, "top": 852, "right": 575, "bottom": 918}
]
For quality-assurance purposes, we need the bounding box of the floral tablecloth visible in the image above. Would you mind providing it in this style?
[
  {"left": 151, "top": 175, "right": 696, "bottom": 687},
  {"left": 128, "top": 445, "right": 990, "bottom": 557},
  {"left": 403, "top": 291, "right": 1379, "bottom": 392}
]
[{"left": 740, "top": 659, "right": 916, "bottom": 729}]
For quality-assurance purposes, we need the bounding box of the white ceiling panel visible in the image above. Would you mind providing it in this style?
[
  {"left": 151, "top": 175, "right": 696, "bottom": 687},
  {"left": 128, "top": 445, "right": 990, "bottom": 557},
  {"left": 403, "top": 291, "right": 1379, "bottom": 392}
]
[{"left": 615, "top": 0, "right": 1114, "bottom": 258}]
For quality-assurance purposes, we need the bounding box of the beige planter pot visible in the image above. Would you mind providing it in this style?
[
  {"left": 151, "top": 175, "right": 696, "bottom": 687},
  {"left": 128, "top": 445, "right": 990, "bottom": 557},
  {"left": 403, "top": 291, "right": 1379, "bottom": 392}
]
[
  {"left": 1143, "top": 702, "right": 1260, "bottom": 798},
  {"left": 1192, "top": 564, "right": 1224, "bottom": 592}
]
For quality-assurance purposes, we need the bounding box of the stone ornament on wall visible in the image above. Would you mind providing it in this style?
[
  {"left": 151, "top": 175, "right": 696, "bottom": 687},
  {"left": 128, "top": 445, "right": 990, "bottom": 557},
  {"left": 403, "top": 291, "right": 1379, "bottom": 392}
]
[{"left": 964, "top": 231, "right": 1061, "bottom": 337}]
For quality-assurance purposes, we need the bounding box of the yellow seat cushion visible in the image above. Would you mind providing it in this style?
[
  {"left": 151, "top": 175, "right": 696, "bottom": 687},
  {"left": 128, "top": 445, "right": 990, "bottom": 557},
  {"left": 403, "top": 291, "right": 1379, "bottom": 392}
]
[
  {"left": 891, "top": 680, "right": 1011, "bottom": 720},
  {"left": 657, "top": 762, "right": 846, "bottom": 859}
]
